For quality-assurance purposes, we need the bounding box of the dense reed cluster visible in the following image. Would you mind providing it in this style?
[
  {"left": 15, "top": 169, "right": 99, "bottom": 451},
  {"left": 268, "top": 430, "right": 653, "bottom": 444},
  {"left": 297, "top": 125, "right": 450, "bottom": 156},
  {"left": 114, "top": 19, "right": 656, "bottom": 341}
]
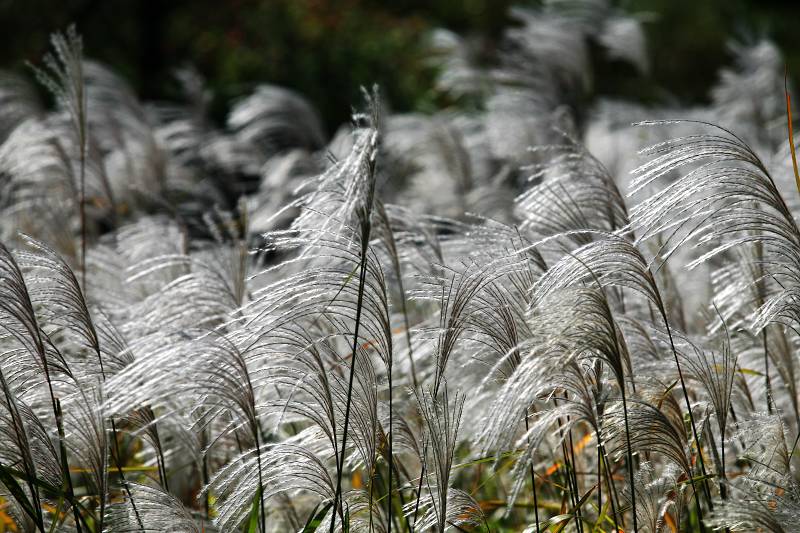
[{"left": 1, "top": 1, "right": 799, "bottom": 531}]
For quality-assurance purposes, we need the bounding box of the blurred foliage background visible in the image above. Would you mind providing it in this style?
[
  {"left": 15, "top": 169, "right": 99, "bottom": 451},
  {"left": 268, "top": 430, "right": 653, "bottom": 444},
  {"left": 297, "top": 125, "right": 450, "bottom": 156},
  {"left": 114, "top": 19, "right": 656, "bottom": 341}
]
[{"left": 0, "top": 0, "right": 798, "bottom": 132}]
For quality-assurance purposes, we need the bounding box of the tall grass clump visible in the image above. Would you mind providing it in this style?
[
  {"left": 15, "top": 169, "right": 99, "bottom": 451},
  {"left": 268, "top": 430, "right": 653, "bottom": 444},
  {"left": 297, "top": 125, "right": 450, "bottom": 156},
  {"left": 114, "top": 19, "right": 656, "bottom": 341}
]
[{"left": 1, "top": 2, "right": 800, "bottom": 531}]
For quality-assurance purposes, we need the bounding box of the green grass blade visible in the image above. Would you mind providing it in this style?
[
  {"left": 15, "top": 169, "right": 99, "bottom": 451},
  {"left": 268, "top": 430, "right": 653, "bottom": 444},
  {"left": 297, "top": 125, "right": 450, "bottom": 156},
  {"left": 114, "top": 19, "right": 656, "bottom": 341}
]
[{"left": 302, "top": 501, "right": 333, "bottom": 532}]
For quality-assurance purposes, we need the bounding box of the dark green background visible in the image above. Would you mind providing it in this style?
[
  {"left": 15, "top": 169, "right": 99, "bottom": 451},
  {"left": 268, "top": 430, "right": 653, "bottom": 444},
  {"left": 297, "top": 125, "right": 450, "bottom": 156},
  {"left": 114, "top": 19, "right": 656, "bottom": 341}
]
[{"left": 1, "top": 0, "right": 797, "bottom": 133}]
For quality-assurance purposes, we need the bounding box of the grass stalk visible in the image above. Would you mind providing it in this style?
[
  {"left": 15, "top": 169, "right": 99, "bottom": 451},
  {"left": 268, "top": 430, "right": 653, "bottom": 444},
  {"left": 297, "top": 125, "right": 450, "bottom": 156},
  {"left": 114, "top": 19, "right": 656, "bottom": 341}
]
[
  {"left": 524, "top": 408, "right": 540, "bottom": 533},
  {"left": 619, "top": 386, "right": 638, "bottom": 533},
  {"left": 330, "top": 168, "right": 377, "bottom": 530},
  {"left": 659, "top": 309, "right": 710, "bottom": 530}
]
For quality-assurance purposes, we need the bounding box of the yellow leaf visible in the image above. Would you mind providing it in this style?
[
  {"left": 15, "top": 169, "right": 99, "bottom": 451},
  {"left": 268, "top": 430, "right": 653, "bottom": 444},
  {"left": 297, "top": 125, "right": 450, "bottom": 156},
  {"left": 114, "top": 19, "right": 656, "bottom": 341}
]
[{"left": 352, "top": 470, "right": 363, "bottom": 490}]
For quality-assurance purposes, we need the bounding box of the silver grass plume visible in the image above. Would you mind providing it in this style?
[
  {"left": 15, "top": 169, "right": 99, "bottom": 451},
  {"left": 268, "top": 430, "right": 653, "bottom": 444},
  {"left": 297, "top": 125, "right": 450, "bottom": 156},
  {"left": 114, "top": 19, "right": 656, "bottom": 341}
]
[
  {"left": 406, "top": 387, "right": 485, "bottom": 533},
  {"left": 33, "top": 26, "right": 93, "bottom": 287}
]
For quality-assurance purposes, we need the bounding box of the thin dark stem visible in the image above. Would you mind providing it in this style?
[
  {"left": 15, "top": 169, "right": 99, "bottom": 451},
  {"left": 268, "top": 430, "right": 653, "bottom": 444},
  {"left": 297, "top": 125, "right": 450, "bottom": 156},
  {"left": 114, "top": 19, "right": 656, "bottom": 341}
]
[
  {"left": 524, "top": 409, "right": 540, "bottom": 533},
  {"left": 330, "top": 246, "right": 370, "bottom": 533},
  {"left": 153, "top": 424, "right": 169, "bottom": 492},
  {"left": 379, "top": 462, "right": 404, "bottom": 532},
  {"left": 368, "top": 467, "right": 375, "bottom": 532},
  {"left": 388, "top": 343, "right": 394, "bottom": 532},
  {"left": 109, "top": 419, "right": 144, "bottom": 530},
  {"left": 412, "top": 441, "right": 428, "bottom": 529},
  {"left": 789, "top": 430, "right": 800, "bottom": 466},
  {"left": 620, "top": 387, "right": 638, "bottom": 533},
  {"left": 254, "top": 432, "right": 266, "bottom": 533},
  {"left": 561, "top": 440, "right": 579, "bottom": 531},
  {"left": 708, "top": 426, "right": 727, "bottom": 500},
  {"left": 553, "top": 398, "right": 580, "bottom": 533},
  {"left": 762, "top": 328, "right": 774, "bottom": 414},
  {"left": 54, "top": 399, "right": 83, "bottom": 533},
  {"left": 660, "top": 311, "right": 710, "bottom": 529},
  {"left": 564, "top": 412, "right": 584, "bottom": 533},
  {"left": 597, "top": 442, "right": 602, "bottom": 526},
  {"left": 597, "top": 438, "right": 620, "bottom": 532}
]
